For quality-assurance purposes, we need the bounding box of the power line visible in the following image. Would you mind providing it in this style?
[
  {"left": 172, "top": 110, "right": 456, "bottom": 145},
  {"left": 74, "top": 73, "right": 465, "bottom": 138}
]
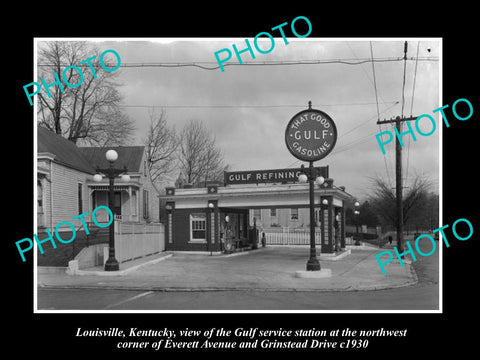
[
  {"left": 37, "top": 56, "right": 438, "bottom": 70},
  {"left": 409, "top": 42, "right": 421, "bottom": 117},
  {"left": 330, "top": 131, "right": 381, "bottom": 154},
  {"left": 347, "top": 41, "right": 394, "bottom": 188},
  {"left": 405, "top": 41, "right": 421, "bottom": 184},
  {"left": 397, "top": 42, "right": 409, "bottom": 188},
  {"left": 119, "top": 101, "right": 398, "bottom": 110},
  {"left": 370, "top": 42, "right": 392, "bottom": 188},
  {"left": 400, "top": 46, "right": 408, "bottom": 119},
  {"left": 340, "top": 102, "right": 399, "bottom": 138},
  {"left": 369, "top": 42, "right": 381, "bottom": 122},
  {"left": 118, "top": 57, "right": 436, "bottom": 69}
]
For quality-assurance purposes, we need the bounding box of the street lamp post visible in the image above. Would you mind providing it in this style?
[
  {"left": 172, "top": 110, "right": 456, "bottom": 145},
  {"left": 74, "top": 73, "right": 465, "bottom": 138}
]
[
  {"left": 208, "top": 202, "right": 215, "bottom": 255},
  {"left": 93, "top": 149, "right": 130, "bottom": 271},
  {"left": 321, "top": 198, "right": 330, "bottom": 252},
  {"left": 299, "top": 163, "right": 325, "bottom": 271},
  {"left": 354, "top": 201, "right": 361, "bottom": 246},
  {"left": 334, "top": 211, "right": 340, "bottom": 252}
]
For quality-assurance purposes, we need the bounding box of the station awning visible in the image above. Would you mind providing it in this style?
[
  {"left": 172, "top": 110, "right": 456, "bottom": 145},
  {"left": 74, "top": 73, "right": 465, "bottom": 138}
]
[{"left": 160, "top": 183, "right": 355, "bottom": 209}]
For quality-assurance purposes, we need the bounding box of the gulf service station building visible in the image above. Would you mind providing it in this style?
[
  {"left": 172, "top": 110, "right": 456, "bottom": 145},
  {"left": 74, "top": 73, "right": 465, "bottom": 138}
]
[{"left": 160, "top": 166, "right": 356, "bottom": 254}]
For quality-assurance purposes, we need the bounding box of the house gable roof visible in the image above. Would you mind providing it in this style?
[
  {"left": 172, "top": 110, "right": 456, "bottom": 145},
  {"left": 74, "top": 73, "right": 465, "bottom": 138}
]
[
  {"left": 37, "top": 126, "right": 96, "bottom": 174},
  {"left": 78, "top": 146, "right": 145, "bottom": 173},
  {"left": 37, "top": 126, "right": 146, "bottom": 175}
]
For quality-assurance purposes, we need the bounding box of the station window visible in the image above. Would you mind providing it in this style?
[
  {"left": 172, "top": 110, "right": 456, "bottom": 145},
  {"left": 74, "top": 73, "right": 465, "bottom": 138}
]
[
  {"left": 190, "top": 213, "right": 207, "bottom": 242},
  {"left": 270, "top": 208, "right": 277, "bottom": 217},
  {"left": 253, "top": 209, "right": 261, "bottom": 220}
]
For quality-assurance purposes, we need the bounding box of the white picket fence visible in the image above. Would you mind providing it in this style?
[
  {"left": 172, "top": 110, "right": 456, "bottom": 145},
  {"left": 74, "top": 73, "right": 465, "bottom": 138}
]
[
  {"left": 263, "top": 230, "right": 322, "bottom": 245},
  {"left": 112, "top": 222, "right": 165, "bottom": 263},
  {"left": 263, "top": 230, "right": 356, "bottom": 246}
]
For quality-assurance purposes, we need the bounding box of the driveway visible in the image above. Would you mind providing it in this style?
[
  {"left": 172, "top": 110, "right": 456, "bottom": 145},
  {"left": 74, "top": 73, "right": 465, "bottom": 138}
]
[{"left": 38, "top": 246, "right": 419, "bottom": 292}]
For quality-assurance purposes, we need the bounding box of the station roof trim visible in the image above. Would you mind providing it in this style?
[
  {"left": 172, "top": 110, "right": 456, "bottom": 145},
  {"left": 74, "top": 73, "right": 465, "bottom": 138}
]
[{"left": 160, "top": 183, "right": 354, "bottom": 204}]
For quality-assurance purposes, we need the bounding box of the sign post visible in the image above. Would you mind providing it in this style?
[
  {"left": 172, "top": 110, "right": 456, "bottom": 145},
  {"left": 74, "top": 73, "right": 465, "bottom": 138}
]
[{"left": 285, "top": 102, "right": 338, "bottom": 271}]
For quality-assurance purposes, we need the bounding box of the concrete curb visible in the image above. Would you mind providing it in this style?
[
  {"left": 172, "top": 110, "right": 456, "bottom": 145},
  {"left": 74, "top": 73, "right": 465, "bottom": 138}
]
[
  {"left": 37, "top": 280, "right": 418, "bottom": 293},
  {"left": 319, "top": 249, "right": 351, "bottom": 261},
  {"left": 295, "top": 269, "right": 332, "bottom": 278},
  {"left": 38, "top": 266, "right": 68, "bottom": 274},
  {"left": 39, "top": 265, "right": 418, "bottom": 293},
  {"left": 407, "top": 261, "right": 419, "bottom": 284},
  {"left": 66, "top": 254, "right": 173, "bottom": 276},
  {"left": 167, "top": 248, "right": 262, "bottom": 258},
  {"left": 346, "top": 244, "right": 378, "bottom": 250}
]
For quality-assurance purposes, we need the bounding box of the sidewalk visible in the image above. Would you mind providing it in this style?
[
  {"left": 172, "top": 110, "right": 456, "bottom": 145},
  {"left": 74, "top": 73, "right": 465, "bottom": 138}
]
[{"left": 37, "top": 245, "right": 417, "bottom": 292}]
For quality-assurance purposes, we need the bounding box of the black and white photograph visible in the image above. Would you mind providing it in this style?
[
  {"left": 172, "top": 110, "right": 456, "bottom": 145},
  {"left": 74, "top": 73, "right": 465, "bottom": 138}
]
[
  {"left": 33, "top": 37, "right": 441, "bottom": 312},
  {"left": 7, "top": 8, "right": 478, "bottom": 357}
]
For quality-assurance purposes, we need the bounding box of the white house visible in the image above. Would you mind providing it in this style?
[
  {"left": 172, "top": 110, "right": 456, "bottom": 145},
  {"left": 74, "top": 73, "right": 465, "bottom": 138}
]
[{"left": 37, "top": 126, "right": 160, "bottom": 231}]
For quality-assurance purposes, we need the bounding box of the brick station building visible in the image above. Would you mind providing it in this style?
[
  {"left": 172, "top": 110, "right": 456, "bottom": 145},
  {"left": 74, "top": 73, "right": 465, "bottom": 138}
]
[{"left": 160, "top": 167, "right": 356, "bottom": 254}]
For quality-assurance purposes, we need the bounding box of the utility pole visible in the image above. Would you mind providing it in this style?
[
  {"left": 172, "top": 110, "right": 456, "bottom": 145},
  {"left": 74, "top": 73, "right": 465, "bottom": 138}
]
[{"left": 376, "top": 41, "right": 417, "bottom": 254}]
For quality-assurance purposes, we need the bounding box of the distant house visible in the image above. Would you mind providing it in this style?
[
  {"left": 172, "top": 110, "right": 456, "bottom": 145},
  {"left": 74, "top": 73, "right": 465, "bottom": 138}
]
[{"left": 37, "top": 126, "right": 160, "bottom": 231}]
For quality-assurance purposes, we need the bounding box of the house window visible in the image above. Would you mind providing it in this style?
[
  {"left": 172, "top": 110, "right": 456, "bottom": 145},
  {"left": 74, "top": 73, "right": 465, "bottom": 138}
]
[
  {"left": 37, "top": 180, "right": 43, "bottom": 210},
  {"left": 92, "top": 191, "right": 97, "bottom": 209},
  {"left": 270, "top": 208, "right": 276, "bottom": 217},
  {"left": 114, "top": 191, "right": 122, "bottom": 216},
  {"left": 78, "top": 183, "right": 83, "bottom": 214},
  {"left": 291, "top": 208, "right": 299, "bottom": 221},
  {"left": 190, "top": 213, "right": 206, "bottom": 242},
  {"left": 143, "top": 189, "right": 149, "bottom": 219},
  {"left": 132, "top": 190, "right": 137, "bottom": 216}
]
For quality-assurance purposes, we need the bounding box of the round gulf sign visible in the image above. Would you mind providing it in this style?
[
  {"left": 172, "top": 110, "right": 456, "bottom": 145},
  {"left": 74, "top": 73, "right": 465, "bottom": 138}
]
[{"left": 285, "top": 109, "right": 337, "bottom": 162}]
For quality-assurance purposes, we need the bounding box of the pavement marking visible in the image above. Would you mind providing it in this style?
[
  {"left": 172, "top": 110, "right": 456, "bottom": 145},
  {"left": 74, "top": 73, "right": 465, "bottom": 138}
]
[{"left": 104, "top": 291, "right": 154, "bottom": 310}]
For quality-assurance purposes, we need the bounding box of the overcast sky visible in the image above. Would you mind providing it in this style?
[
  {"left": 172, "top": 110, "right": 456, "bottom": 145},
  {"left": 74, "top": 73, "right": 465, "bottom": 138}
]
[{"left": 38, "top": 38, "right": 441, "bottom": 199}]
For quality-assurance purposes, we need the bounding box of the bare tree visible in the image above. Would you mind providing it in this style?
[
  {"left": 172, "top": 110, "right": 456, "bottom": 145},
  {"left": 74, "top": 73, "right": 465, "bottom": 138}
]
[
  {"left": 37, "top": 41, "right": 135, "bottom": 146},
  {"left": 368, "top": 174, "right": 433, "bottom": 231},
  {"left": 144, "top": 109, "right": 178, "bottom": 185},
  {"left": 178, "top": 119, "right": 226, "bottom": 186},
  {"left": 178, "top": 120, "right": 208, "bottom": 185},
  {"left": 199, "top": 135, "right": 223, "bottom": 186}
]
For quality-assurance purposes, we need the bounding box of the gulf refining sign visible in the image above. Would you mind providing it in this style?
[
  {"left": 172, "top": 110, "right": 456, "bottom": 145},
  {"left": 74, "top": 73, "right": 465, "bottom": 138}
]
[
  {"left": 285, "top": 108, "right": 337, "bottom": 162},
  {"left": 224, "top": 166, "right": 329, "bottom": 185}
]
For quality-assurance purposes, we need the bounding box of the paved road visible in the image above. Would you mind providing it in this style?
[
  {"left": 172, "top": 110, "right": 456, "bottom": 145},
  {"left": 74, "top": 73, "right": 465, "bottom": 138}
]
[
  {"left": 38, "top": 283, "right": 438, "bottom": 310},
  {"left": 37, "top": 238, "right": 439, "bottom": 311}
]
